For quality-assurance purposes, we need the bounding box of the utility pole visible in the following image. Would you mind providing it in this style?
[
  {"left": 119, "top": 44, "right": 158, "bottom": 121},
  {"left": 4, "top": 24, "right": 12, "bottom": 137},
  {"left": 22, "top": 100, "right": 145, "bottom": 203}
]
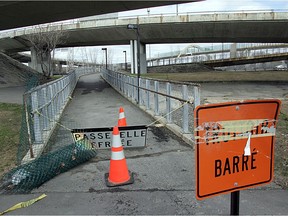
[
  {"left": 123, "top": 50, "right": 127, "bottom": 71},
  {"left": 102, "top": 48, "right": 108, "bottom": 69}
]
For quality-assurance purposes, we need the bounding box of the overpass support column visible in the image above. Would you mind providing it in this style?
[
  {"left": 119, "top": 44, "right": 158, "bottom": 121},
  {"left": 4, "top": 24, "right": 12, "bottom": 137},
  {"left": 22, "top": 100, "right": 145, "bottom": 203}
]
[
  {"left": 285, "top": 60, "right": 288, "bottom": 69},
  {"left": 140, "top": 42, "right": 147, "bottom": 74},
  {"left": 30, "top": 47, "right": 42, "bottom": 73},
  {"left": 230, "top": 43, "right": 237, "bottom": 58},
  {"left": 130, "top": 40, "right": 147, "bottom": 74},
  {"left": 130, "top": 40, "right": 135, "bottom": 74},
  {"left": 52, "top": 61, "right": 62, "bottom": 74},
  {"left": 58, "top": 63, "right": 63, "bottom": 74},
  {"left": 30, "top": 47, "right": 52, "bottom": 76}
]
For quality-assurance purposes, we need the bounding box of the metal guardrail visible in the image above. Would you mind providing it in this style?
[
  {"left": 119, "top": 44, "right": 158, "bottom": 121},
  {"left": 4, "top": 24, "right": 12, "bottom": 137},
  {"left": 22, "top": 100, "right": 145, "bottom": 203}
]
[
  {"left": 101, "top": 69, "right": 200, "bottom": 136},
  {"left": 22, "top": 67, "right": 96, "bottom": 162},
  {"left": 147, "top": 47, "right": 288, "bottom": 67}
]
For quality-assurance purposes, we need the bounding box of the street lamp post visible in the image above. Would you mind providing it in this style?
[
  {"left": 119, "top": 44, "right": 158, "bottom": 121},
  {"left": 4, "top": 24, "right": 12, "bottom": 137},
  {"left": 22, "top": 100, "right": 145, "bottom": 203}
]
[
  {"left": 127, "top": 24, "right": 140, "bottom": 104},
  {"left": 123, "top": 50, "right": 127, "bottom": 71},
  {"left": 102, "top": 48, "right": 108, "bottom": 69}
]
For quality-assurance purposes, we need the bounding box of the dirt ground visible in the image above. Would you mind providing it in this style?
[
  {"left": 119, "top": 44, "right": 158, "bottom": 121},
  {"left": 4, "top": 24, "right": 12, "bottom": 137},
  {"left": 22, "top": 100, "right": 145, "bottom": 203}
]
[
  {"left": 275, "top": 101, "right": 288, "bottom": 188},
  {"left": 144, "top": 71, "right": 288, "bottom": 188}
]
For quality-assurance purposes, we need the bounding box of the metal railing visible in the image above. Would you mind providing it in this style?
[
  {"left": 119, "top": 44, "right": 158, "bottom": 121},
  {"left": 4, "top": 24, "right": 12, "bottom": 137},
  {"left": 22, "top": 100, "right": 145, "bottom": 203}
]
[
  {"left": 147, "top": 46, "right": 288, "bottom": 67},
  {"left": 101, "top": 69, "right": 201, "bottom": 139},
  {"left": 21, "top": 67, "right": 96, "bottom": 163},
  {"left": 1, "top": 9, "right": 287, "bottom": 36}
]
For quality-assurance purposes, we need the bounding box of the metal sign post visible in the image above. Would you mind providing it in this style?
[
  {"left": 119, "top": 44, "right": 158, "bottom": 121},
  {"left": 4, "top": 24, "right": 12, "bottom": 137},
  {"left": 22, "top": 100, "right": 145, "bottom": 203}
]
[{"left": 230, "top": 191, "right": 240, "bottom": 215}]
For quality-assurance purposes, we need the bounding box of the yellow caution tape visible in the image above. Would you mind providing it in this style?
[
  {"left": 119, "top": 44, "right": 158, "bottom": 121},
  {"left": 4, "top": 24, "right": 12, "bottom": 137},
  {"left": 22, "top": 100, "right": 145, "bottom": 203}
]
[{"left": 0, "top": 194, "right": 47, "bottom": 215}]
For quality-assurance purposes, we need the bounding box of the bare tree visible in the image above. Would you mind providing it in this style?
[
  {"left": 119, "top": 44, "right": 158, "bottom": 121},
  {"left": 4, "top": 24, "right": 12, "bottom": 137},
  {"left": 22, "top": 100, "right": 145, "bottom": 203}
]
[
  {"left": 66, "top": 47, "right": 76, "bottom": 72},
  {"left": 108, "top": 49, "right": 114, "bottom": 69},
  {"left": 25, "top": 24, "right": 67, "bottom": 78},
  {"left": 88, "top": 48, "right": 99, "bottom": 71},
  {"left": 79, "top": 47, "right": 90, "bottom": 67},
  {"left": 88, "top": 48, "right": 98, "bottom": 65},
  {"left": 78, "top": 47, "right": 99, "bottom": 70}
]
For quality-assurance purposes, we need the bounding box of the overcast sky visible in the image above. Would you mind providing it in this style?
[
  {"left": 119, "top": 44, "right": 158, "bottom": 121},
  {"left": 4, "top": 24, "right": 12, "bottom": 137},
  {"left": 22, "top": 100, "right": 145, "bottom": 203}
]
[
  {"left": 119, "top": 0, "right": 288, "bottom": 16},
  {"left": 54, "top": 0, "right": 288, "bottom": 64}
]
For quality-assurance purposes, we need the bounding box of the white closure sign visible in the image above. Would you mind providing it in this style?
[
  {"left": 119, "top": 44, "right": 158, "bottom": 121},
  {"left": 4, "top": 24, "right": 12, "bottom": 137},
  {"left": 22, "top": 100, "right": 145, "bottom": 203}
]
[{"left": 71, "top": 125, "right": 147, "bottom": 149}]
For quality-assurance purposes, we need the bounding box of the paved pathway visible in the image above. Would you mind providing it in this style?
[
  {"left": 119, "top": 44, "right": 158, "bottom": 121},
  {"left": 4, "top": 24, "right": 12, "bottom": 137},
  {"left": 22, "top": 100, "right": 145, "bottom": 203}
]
[{"left": 1, "top": 73, "right": 288, "bottom": 215}]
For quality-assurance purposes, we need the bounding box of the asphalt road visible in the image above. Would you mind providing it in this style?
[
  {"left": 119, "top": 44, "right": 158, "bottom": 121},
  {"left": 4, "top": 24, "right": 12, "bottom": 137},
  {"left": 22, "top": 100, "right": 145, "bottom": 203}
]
[{"left": 1, "top": 73, "right": 288, "bottom": 215}]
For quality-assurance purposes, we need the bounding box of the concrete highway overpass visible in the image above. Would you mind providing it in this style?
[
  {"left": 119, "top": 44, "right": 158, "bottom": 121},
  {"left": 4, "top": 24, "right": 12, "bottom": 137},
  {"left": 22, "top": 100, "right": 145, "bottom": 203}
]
[
  {"left": 1, "top": 11, "right": 288, "bottom": 54},
  {"left": 1, "top": 10, "right": 288, "bottom": 74},
  {"left": 0, "top": 1, "right": 196, "bottom": 30}
]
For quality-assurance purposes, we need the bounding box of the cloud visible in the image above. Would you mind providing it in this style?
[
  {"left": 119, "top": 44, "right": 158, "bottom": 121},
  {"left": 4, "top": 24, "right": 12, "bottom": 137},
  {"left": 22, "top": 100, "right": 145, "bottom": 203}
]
[{"left": 179, "top": 0, "right": 278, "bottom": 12}]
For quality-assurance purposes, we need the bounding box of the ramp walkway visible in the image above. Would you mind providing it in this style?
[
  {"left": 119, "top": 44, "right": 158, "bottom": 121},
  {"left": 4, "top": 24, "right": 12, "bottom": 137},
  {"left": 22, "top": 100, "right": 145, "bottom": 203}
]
[{"left": 45, "top": 72, "right": 184, "bottom": 152}]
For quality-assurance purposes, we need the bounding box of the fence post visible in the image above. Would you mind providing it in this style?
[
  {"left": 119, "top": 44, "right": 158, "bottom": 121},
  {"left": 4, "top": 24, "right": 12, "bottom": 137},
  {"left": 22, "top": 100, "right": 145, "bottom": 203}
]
[
  {"left": 128, "top": 76, "right": 131, "bottom": 98},
  {"left": 154, "top": 81, "right": 159, "bottom": 116},
  {"left": 117, "top": 73, "right": 120, "bottom": 90},
  {"left": 182, "top": 85, "right": 189, "bottom": 133},
  {"left": 63, "top": 77, "right": 68, "bottom": 100},
  {"left": 114, "top": 72, "right": 117, "bottom": 88},
  {"left": 166, "top": 82, "right": 172, "bottom": 123},
  {"left": 60, "top": 80, "right": 65, "bottom": 107},
  {"left": 133, "top": 77, "right": 137, "bottom": 102},
  {"left": 47, "top": 85, "right": 55, "bottom": 128},
  {"left": 139, "top": 78, "right": 143, "bottom": 105},
  {"left": 124, "top": 75, "right": 127, "bottom": 94},
  {"left": 131, "top": 77, "right": 134, "bottom": 100},
  {"left": 122, "top": 74, "right": 124, "bottom": 93},
  {"left": 49, "top": 83, "right": 56, "bottom": 120},
  {"left": 41, "top": 88, "right": 49, "bottom": 131},
  {"left": 118, "top": 73, "right": 121, "bottom": 90},
  {"left": 146, "top": 79, "right": 150, "bottom": 110},
  {"left": 124, "top": 75, "right": 127, "bottom": 96},
  {"left": 31, "top": 91, "right": 43, "bottom": 144},
  {"left": 56, "top": 81, "right": 61, "bottom": 114},
  {"left": 194, "top": 86, "right": 201, "bottom": 109}
]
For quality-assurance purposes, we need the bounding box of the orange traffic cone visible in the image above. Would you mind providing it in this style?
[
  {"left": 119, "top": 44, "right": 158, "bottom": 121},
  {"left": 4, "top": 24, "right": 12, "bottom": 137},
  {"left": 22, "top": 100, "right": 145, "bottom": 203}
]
[
  {"left": 105, "top": 126, "right": 134, "bottom": 187},
  {"left": 118, "top": 107, "right": 127, "bottom": 127}
]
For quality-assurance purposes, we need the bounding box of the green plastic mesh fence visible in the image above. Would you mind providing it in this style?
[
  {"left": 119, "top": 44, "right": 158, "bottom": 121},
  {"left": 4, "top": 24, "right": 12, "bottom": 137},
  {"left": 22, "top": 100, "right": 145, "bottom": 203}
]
[{"left": 0, "top": 140, "right": 96, "bottom": 194}]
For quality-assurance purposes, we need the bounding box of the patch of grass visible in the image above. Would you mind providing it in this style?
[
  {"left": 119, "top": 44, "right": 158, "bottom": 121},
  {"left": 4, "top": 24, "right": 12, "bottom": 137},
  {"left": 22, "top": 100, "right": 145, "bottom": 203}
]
[
  {"left": 275, "top": 101, "right": 288, "bottom": 188},
  {"left": 40, "top": 75, "right": 63, "bottom": 85},
  {"left": 0, "top": 103, "right": 22, "bottom": 177},
  {"left": 141, "top": 71, "right": 288, "bottom": 82},
  {"left": 51, "top": 75, "right": 63, "bottom": 80}
]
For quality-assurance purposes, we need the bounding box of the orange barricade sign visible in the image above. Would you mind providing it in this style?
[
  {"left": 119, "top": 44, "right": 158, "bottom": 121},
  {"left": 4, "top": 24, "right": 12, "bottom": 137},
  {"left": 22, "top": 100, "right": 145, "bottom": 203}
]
[{"left": 195, "top": 99, "right": 281, "bottom": 200}]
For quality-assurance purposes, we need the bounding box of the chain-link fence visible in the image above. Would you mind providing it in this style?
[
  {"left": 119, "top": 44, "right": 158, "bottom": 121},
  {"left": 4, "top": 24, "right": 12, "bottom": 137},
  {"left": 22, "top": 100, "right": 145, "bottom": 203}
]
[
  {"left": 101, "top": 69, "right": 201, "bottom": 142},
  {"left": 0, "top": 67, "right": 98, "bottom": 194},
  {"left": 18, "top": 68, "right": 97, "bottom": 163}
]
